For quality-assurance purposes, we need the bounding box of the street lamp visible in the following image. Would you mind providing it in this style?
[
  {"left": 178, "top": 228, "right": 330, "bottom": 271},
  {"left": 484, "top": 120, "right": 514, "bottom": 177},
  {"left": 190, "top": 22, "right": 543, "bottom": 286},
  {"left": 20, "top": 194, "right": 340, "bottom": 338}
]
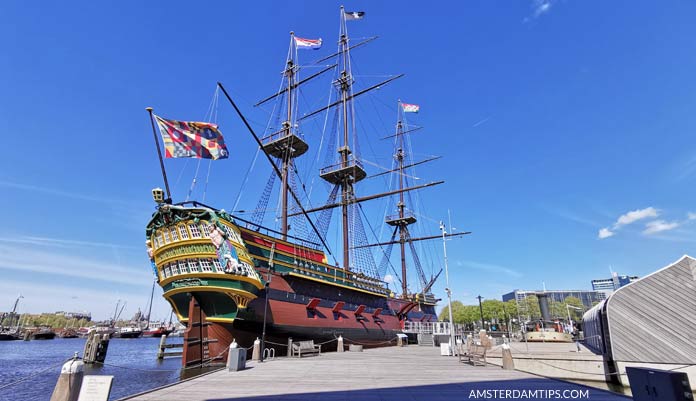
[
  {"left": 566, "top": 304, "right": 583, "bottom": 330},
  {"left": 440, "top": 221, "right": 454, "bottom": 356},
  {"left": 476, "top": 295, "right": 484, "bottom": 330}
]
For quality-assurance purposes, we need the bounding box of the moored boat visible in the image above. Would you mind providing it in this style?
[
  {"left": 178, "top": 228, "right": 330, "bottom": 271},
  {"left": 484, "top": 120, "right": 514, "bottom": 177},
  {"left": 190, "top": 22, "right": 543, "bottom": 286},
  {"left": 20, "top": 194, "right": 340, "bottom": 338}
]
[
  {"left": 57, "top": 328, "right": 79, "bottom": 338},
  {"left": 114, "top": 326, "right": 143, "bottom": 339},
  {"left": 0, "top": 330, "right": 20, "bottom": 341},
  {"left": 29, "top": 328, "right": 56, "bottom": 340},
  {"left": 142, "top": 326, "right": 172, "bottom": 337}
]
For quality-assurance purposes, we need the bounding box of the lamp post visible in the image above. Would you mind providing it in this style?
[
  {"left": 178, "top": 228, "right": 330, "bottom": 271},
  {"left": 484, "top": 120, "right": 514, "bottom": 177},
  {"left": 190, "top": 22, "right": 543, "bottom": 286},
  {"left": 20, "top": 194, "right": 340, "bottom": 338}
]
[
  {"left": 566, "top": 304, "right": 583, "bottom": 330},
  {"left": 260, "top": 243, "right": 276, "bottom": 362},
  {"left": 476, "top": 295, "right": 484, "bottom": 330},
  {"left": 440, "top": 221, "right": 454, "bottom": 356}
]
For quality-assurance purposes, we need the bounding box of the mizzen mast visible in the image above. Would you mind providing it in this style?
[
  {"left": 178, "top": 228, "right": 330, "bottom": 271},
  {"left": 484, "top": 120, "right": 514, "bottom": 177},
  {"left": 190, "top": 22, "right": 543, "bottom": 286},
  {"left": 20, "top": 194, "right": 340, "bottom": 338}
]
[{"left": 385, "top": 101, "right": 419, "bottom": 298}]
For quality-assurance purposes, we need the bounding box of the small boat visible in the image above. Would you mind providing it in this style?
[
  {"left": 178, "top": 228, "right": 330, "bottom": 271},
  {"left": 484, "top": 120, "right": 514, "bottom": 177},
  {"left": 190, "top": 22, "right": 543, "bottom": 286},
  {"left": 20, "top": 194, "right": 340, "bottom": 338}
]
[
  {"left": 0, "top": 295, "right": 23, "bottom": 341},
  {"left": 57, "top": 328, "right": 79, "bottom": 338},
  {"left": 142, "top": 326, "right": 171, "bottom": 337},
  {"left": 30, "top": 328, "right": 56, "bottom": 340},
  {"left": 0, "top": 330, "right": 20, "bottom": 341},
  {"left": 114, "top": 326, "right": 143, "bottom": 338}
]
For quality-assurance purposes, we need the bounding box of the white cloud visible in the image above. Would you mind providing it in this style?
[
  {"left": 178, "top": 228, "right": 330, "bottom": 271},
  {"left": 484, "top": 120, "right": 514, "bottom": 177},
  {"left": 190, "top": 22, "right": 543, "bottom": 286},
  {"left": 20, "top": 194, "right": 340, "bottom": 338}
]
[
  {"left": 383, "top": 274, "right": 395, "bottom": 284},
  {"left": 598, "top": 228, "right": 615, "bottom": 239},
  {"left": 615, "top": 207, "right": 659, "bottom": 227},
  {"left": 0, "top": 235, "right": 140, "bottom": 250},
  {"left": 643, "top": 220, "right": 679, "bottom": 235},
  {"left": 0, "top": 244, "right": 151, "bottom": 286},
  {"left": 456, "top": 260, "right": 522, "bottom": 278},
  {"left": 533, "top": 0, "right": 553, "bottom": 17},
  {"left": 0, "top": 180, "right": 134, "bottom": 206},
  {"left": 688, "top": 212, "right": 696, "bottom": 220}
]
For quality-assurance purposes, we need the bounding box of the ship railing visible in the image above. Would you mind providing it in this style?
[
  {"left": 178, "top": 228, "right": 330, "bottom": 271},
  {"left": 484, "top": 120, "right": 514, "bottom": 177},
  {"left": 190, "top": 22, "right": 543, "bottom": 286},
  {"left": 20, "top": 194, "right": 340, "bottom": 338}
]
[
  {"left": 319, "top": 159, "right": 364, "bottom": 176},
  {"left": 402, "top": 321, "right": 468, "bottom": 336},
  {"left": 236, "top": 263, "right": 262, "bottom": 283},
  {"left": 385, "top": 211, "right": 416, "bottom": 222}
]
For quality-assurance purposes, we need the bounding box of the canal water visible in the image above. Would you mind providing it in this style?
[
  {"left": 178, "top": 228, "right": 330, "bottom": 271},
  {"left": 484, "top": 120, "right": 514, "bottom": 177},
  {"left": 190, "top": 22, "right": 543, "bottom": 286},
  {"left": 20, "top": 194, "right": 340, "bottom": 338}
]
[{"left": 0, "top": 336, "right": 211, "bottom": 401}]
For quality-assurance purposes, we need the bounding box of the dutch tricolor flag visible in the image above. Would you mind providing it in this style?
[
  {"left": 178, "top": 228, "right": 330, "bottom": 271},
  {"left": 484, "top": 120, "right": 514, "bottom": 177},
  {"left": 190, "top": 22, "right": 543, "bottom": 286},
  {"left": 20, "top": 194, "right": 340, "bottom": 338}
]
[{"left": 294, "top": 37, "right": 322, "bottom": 50}]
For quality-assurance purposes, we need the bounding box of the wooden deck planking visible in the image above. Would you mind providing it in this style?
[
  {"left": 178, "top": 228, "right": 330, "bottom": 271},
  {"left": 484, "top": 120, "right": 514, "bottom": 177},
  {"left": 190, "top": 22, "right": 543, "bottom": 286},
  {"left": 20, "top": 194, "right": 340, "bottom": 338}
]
[{"left": 123, "top": 346, "right": 630, "bottom": 401}]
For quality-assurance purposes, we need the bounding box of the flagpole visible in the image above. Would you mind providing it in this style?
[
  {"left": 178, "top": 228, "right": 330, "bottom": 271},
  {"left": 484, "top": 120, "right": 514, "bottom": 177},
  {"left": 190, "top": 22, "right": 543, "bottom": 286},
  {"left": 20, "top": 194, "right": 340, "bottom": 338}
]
[{"left": 146, "top": 107, "right": 172, "bottom": 201}]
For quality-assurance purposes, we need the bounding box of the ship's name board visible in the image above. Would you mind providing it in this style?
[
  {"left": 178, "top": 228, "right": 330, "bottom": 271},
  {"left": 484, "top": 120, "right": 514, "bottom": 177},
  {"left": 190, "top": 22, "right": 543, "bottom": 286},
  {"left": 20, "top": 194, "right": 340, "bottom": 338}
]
[
  {"left": 171, "top": 279, "right": 209, "bottom": 288},
  {"left": 157, "top": 243, "right": 217, "bottom": 261}
]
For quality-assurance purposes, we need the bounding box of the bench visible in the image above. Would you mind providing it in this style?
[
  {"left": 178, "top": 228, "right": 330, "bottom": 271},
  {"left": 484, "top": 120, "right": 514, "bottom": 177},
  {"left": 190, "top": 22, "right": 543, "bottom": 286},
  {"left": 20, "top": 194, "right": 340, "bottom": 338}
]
[
  {"left": 457, "top": 342, "right": 487, "bottom": 366},
  {"left": 467, "top": 344, "right": 487, "bottom": 366},
  {"left": 291, "top": 340, "right": 321, "bottom": 358}
]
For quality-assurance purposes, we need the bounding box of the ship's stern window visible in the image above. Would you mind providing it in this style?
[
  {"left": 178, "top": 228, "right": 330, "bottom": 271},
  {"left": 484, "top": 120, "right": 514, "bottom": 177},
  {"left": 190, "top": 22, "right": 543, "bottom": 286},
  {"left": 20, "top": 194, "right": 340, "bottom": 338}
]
[
  {"left": 178, "top": 260, "right": 188, "bottom": 274},
  {"left": 171, "top": 263, "right": 180, "bottom": 276},
  {"left": 178, "top": 225, "right": 189, "bottom": 240},
  {"left": 170, "top": 227, "right": 179, "bottom": 242},
  {"left": 212, "top": 259, "right": 223, "bottom": 272},
  {"left": 189, "top": 223, "right": 202, "bottom": 239},
  {"left": 156, "top": 233, "right": 164, "bottom": 248},
  {"left": 187, "top": 259, "right": 200, "bottom": 273},
  {"left": 163, "top": 265, "right": 171, "bottom": 278},
  {"left": 200, "top": 259, "right": 213, "bottom": 272},
  {"left": 163, "top": 229, "right": 170, "bottom": 244},
  {"left": 201, "top": 223, "right": 211, "bottom": 238}
]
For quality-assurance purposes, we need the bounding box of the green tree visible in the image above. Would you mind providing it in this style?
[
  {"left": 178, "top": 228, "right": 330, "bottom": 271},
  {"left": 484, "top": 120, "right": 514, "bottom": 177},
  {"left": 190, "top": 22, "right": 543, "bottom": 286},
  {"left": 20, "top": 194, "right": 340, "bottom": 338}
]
[
  {"left": 518, "top": 295, "right": 541, "bottom": 320},
  {"left": 563, "top": 296, "right": 585, "bottom": 320}
]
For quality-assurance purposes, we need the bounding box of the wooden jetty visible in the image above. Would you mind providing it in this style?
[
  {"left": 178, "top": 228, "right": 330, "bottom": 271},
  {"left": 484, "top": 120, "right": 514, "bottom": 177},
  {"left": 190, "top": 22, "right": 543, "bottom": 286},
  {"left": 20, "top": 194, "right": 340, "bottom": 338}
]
[{"left": 122, "top": 345, "right": 629, "bottom": 401}]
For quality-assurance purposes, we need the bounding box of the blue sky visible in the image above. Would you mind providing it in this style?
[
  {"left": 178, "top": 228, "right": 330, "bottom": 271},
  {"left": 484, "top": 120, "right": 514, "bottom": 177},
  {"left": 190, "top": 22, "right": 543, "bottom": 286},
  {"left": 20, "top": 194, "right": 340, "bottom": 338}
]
[{"left": 2, "top": 1, "right": 696, "bottom": 320}]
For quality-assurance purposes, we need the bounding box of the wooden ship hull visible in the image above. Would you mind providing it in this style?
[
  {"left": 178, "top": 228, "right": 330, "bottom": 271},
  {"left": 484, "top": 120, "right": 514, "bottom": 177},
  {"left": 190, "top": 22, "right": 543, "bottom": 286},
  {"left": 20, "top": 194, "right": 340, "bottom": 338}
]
[{"left": 147, "top": 205, "right": 437, "bottom": 366}]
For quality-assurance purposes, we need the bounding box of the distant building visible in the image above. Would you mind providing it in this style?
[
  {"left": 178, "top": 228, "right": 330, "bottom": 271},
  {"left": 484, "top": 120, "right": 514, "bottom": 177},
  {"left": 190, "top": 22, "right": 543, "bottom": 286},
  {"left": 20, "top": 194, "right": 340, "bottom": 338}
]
[
  {"left": 502, "top": 289, "right": 606, "bottom": 309},
  {"left": 591, "top": 272, "right": 639, "bottom": 295},
  {"left": 55, "top": 311, "right": 92, "bottom": 321}
]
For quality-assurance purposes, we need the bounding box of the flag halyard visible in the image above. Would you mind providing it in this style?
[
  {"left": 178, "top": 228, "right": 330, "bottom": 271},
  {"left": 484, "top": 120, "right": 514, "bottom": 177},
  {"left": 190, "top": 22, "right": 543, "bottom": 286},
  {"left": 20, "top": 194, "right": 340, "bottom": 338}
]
[{"left": 155, "top": 115, "right": 229, "bottom": 160}]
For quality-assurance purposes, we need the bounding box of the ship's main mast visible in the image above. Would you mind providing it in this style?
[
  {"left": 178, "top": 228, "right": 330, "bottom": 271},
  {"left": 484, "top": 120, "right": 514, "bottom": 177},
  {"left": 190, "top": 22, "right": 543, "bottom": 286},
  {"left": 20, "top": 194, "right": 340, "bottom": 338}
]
[
  {"left": 259, "top": 33, "right": 309, "bottom": 240},
  {"left": 318, "top": 7, "right": 367, "bottom": 270}
]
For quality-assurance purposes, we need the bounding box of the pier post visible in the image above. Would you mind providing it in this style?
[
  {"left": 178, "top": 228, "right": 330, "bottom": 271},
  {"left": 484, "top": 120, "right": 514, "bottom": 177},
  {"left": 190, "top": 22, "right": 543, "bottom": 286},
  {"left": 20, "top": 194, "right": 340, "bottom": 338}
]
[
  {"left": 83, "top": 331, "right": 110, "bottom": 364},
  {"left": 252, "top": 337, "right": 261, "bottom": 361},
  {"left": 287, "top": 337, "right": 293, "bottom": 357},
  {"left": 502, "top": 344, "right": 514, "bottom": 370},
  {"left": 337, "top": 335, "right": 344, "bottom": 352},
  {"left": 49, "top": 354, "right": 84, "bottom": 401},
  {"left": 157, "top": 335, "right": 167, "bottom": 359}
]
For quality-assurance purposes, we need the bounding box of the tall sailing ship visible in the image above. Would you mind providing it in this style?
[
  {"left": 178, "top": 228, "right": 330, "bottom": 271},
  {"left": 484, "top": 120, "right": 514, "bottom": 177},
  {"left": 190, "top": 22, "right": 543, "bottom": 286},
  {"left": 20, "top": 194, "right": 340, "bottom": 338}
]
[{"left": 145, "top": 8, "right": 468, "bottom": 366}]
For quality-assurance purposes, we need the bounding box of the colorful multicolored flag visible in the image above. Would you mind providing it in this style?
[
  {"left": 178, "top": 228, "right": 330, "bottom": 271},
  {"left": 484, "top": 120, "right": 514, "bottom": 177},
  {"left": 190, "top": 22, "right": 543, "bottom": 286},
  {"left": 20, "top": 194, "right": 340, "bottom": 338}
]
[
  {"left": 154, "top": 115, "right": 229, "bottom": 160},
  {"left": 344, "top": 11, "right": 365, "bottom": 20},
  {"left": 402, "top": 103, "right": 420, "bottom": 113},
  {"left": 294, "top": 37, "right": 322, "bottom": 50}
]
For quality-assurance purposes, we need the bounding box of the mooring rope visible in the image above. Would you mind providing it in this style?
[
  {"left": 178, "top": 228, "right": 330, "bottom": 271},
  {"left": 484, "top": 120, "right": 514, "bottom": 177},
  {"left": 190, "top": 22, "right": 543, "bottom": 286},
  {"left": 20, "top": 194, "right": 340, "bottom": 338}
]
[{"left": 0, "top": 358, "right": 70, "bottom": 390}]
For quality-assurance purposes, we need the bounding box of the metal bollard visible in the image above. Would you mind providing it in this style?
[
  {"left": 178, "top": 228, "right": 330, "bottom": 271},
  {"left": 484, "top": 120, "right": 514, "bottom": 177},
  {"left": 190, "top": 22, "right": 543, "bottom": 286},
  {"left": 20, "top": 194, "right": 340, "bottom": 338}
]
[
  {"left": 287, "top": 337, "right": 293, "bottom": 357},
  {"left": 49, "top": 354, "right": 84, "bottom": 401},
  {"left": 337, "top": 335, "right": 344, "bottom": 352}
]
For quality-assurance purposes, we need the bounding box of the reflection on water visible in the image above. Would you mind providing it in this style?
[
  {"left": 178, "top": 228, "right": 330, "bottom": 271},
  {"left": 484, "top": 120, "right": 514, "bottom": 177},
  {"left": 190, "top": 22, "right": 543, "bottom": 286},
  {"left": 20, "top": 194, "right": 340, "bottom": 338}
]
[{"left": 0, "top": 336, "right": 210, "bottom": 401}]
